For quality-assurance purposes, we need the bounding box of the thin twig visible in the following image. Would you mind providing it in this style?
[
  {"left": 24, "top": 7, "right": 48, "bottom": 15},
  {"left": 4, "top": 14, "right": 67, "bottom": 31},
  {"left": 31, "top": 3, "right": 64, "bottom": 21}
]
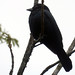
[
  {"left": 34, "top": 0, "right": 39, "bottom": 5},
  {"left": 41, "top": 49, "right": 75, "bottom": 75},
  {"left": 41, "top": 0, "right": 44, "bottom": 37},
  {"left": 41, "top": 61, "right": 60, "bottom": 75},
  {"left": 69, "top": 50, "right": 75, "bottom": 56},
  {"left": 9, "top": 43, "right": 14, "bottom": 75}
]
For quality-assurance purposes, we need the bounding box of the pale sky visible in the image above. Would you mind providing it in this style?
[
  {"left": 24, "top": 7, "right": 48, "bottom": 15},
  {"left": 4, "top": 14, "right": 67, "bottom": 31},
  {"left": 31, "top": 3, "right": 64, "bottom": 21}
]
[{"left": 0, "top": 0, "right": 75, "bottom": 75}]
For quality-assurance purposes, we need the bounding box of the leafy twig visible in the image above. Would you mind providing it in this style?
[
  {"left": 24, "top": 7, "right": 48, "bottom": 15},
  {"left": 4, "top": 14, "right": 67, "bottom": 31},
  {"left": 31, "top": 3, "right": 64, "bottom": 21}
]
[{"left": 0, "top": 25, "right": 19, "bottom": 75}]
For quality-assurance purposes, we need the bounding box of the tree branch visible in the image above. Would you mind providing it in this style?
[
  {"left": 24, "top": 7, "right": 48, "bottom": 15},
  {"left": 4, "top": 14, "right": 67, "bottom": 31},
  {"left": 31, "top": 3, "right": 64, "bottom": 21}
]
[
  {"left": 40, "top": 38, "right": 75, "bottom": 75},
  {"left": 52, "top": 38, "right": 75, "bottom": 75},
  {"left": 41, "top": 0, "right": 44, "bottom": 36},
  {"left": 17, "top": 1, "right": 75, "bottom": 75},
  {"left": 34, "top": 0, "right": 39, "bottom": 5},
  {"left": 0, "top": 25, "right": 19, "bottom": 75},
  {"left": 9, "top": 44, "right": 14, "bottom": 75},
  {"left": 17, "top": 0, "right": 41, "bottom": 75},
  {"left": 17, "top": 34, "right": 35, "bottom": 75},
  {"left": 41, "top": 61, "right": 60, "bottom": 75},
  {"left": 40, "top": 48, "right": 75, "bottom": 75}
]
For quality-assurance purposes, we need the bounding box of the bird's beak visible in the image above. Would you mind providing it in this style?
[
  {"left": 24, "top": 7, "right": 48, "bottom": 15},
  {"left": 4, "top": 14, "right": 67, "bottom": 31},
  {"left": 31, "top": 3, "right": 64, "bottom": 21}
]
[{"left": 27, "top": 8, "right": 33, "bottom": 11}]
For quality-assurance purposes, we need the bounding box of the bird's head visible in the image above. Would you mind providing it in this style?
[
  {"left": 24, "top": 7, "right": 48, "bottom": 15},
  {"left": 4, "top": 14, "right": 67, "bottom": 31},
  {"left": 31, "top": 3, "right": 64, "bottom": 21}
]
[{"left": 27, "top": 4, "right": 50, "bottom": 12}]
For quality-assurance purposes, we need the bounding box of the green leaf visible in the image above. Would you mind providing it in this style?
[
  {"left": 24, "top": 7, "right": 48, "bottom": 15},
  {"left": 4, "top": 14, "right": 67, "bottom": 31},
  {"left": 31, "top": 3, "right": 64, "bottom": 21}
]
[
  {"left": 11, "top": 38, "right": 19, "bottom": 47},
  {"left": 0, "top": 25, "right": 19, "bottom": 47}
]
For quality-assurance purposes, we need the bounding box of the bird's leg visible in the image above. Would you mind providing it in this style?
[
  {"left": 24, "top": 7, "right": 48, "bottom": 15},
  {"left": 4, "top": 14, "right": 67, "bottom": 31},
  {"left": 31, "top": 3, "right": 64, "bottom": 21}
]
[{"left": 34, "top": 33, "right": 45, "bottom": 47}]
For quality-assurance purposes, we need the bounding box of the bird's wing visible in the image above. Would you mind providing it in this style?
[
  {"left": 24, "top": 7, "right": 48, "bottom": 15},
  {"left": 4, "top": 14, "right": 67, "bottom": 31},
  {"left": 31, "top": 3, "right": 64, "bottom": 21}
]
[{"left": 44, "top": 10, "right": 62, "bottom": 41}]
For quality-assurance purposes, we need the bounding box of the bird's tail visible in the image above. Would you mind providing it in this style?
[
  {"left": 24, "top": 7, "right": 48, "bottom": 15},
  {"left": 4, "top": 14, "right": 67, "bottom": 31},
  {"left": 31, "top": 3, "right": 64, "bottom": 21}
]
[{"left": 57, "top": 49, "right": 72, "bottom": 72}]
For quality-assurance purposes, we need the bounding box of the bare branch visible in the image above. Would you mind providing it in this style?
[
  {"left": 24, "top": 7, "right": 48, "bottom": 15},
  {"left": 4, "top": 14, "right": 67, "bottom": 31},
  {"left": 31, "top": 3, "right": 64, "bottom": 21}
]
[
  {"left": 17, "top": 32, "right": 44, "bottom": 75},
  {"left": 17, "top": 0, "right": 45, "bottom": 74},
  {"left": 34, "top": 0, "right": 39, "bottom": 5},
  {"left": 41, "top": 0, "right": 44, "bottom": 37},
  {"left": 41, "top": 48, "right": 75, "bottom": 75},
  {"left": 9, "top": 44, "right": 14, "bottom": 75},
  {"left": 52, "top": 38, "right": 75, "bottom": 75},
  {"left": 41, "top": 61, "right": 60, "bottom": 75},
  {"left": 17, "top": 34, "right": 35, "bottom": 75},
  {"left": 17, "top": 1, "right": 75, "bottom": 75}
]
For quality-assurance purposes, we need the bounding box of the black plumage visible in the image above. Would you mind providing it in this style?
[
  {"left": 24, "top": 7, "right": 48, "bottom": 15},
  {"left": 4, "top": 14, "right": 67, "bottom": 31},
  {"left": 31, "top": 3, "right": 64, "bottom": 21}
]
[{"left": 28, "top": 4, "right": 72, "bottom": 72}]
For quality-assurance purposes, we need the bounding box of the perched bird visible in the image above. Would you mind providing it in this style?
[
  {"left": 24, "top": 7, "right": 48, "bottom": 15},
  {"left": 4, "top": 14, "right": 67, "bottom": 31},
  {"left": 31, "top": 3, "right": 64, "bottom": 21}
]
[{"left": 27, "top": 4, "right": 72, "bottom": 72}]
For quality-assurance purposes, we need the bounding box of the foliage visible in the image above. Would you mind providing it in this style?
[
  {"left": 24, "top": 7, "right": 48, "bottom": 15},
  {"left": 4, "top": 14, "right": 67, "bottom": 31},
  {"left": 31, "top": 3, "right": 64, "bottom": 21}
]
[{"left": 0, "top": 25, "right": 19, "bottom": 47}]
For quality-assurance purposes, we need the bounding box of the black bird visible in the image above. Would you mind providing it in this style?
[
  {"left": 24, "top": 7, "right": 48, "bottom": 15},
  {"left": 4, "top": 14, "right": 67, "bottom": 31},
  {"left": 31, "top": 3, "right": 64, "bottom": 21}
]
[{"left": 27, "top": 4, "right": 72, "bottom": 72}]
